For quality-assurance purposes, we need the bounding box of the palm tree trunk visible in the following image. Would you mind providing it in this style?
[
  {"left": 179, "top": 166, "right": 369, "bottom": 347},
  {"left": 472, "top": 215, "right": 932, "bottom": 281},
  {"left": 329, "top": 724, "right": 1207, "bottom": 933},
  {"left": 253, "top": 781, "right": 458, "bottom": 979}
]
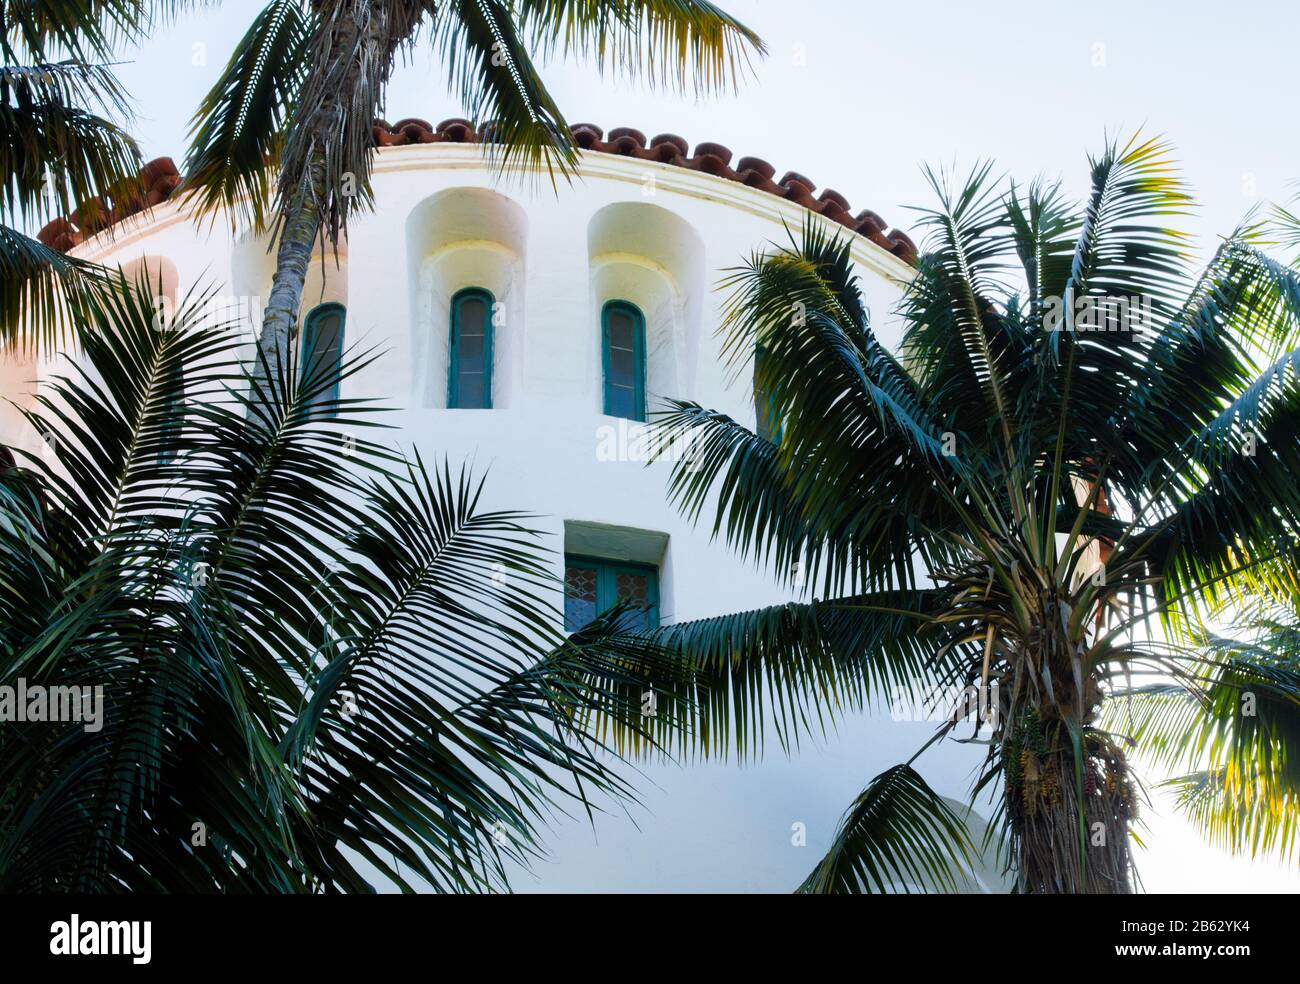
[
  {"left": 254, "top": 0, "right": 411, "bottom": 391},
  {"left": 257, "top": 174, "right": 322, "bottom": 388},
  {"left": 1007, "top": 719, "right": 1137, "bottom": 893}
]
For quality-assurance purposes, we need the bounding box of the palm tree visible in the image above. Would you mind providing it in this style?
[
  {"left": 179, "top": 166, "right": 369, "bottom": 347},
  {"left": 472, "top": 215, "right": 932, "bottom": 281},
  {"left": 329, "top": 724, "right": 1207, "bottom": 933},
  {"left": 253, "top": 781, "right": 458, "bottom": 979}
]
[
  {"left": 0, "top": 0, "right": 164, "bottom": 347},
  {"left": 629, "top": 135, "right": 1300, "bottom": 893},
  {"left": 0, "top": 273, "right": 670, "bottom": 891},
  {"left": 182, "top": 0, "right": 764, "bottom": 384}
]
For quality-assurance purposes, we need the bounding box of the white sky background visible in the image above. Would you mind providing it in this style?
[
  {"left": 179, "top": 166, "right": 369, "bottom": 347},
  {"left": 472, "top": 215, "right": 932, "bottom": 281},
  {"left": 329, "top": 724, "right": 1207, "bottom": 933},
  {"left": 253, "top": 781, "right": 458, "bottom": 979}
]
[{"left": 109, "top": 0, "right": 1300, "bottom": 892}]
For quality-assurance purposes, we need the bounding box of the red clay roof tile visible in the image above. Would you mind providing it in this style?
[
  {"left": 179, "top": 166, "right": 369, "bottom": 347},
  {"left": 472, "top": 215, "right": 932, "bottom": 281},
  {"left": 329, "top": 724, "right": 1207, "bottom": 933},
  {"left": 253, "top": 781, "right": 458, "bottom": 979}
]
[
  {"left": 36, "top": 156, "right": 180, "bottom": 250},
  {"left": 35, "top": 125, "right": 919, "bottom": 266}
]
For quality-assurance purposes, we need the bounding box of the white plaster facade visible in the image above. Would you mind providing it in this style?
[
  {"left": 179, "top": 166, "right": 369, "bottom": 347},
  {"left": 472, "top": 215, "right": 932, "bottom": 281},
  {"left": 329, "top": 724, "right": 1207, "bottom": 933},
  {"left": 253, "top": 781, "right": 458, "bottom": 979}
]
[{"left": 3, "top": 144, "right": 1004, "bottom": 892}]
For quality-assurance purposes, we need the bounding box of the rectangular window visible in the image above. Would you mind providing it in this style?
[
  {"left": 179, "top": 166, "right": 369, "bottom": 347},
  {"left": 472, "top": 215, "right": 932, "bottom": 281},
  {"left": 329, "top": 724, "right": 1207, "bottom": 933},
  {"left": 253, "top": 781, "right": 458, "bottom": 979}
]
[
  {"left": 564, "top": 556, "right": 659, "bottom": 632},
  {"left": 157, "top": 364, "right": 184, "bottom": 464}
]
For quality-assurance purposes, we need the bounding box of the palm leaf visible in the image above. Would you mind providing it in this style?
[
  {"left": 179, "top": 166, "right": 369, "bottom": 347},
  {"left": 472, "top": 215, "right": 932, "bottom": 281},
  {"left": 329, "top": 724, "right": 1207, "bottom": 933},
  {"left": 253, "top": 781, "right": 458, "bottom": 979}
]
[
  {"left": 181, "top": 0, "right": 310, "bottom": 230},
  {"left": 797, "top": 764, "right": 979, "bottom": 894},
  {"left": 515, "top": 0, "right": 763, "bottom": 92}
]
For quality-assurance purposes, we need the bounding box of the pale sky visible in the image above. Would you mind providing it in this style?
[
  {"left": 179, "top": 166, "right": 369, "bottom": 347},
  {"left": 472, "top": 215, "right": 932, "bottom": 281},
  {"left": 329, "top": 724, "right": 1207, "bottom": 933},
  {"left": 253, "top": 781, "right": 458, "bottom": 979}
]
[{"left": 105, "top": 0, "right": 1300, "bottom": 892}]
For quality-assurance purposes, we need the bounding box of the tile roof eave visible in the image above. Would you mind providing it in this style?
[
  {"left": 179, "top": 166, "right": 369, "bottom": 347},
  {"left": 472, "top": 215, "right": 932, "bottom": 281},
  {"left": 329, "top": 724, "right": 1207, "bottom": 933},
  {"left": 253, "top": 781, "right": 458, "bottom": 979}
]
[
  {"left": 36, "top": 119, "right": 918, "bottom": 268},
  {"left": 374, "top": 118, "right": 917, "bottom": 266}
]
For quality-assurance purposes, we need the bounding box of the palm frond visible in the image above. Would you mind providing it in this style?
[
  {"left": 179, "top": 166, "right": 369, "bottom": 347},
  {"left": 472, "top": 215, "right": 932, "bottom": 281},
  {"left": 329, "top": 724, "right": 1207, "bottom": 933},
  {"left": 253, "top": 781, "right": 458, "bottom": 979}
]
[
  {"left": 906, "top": 160, "right": 1018, "bottom": 451},
  {"left": 1107, "top": 615, "right": 1300, "bottom": 863},
  {"left": 2, "top": 0, "right": 154, "bottom": 62},
  {"left": 0, "top": 71, "right": 140, "bottom": 226},
  {"left": 181, "top": 0, "right": 310, "bottom": 230},
  {"left": 1166, "top": 768, "right": 1300, "bottom": 862},
  {"left": 429, "top": 0, "right": 578, "bottom": 184},
  {"left": 515, "top": 0, "right": 764, "bottom": 93},
  {"left": 1067, "top": 132, "right": 1193, "bottom": 320},
  {"left": 797, "top": 764, "right": 979, "bottom": 893},
  {"left": 0, "top": 223, "right": 104, "bottom": 350},
  {"left": 661, "top": 222, "right": 960, "bottom": 596},
  {"left": 638, "top": 591, "right": 965, "bottom": 761}
]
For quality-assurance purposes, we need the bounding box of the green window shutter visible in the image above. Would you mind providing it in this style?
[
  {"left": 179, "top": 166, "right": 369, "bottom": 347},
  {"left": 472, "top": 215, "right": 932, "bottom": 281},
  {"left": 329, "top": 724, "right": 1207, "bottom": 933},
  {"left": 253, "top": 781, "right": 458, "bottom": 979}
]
[
  {"left": 564, "top": 554, "right": 659, "bottom": 632},
  {"left": 301, "top": 302, "right": 346, "bottom": 416},
  {"left": 601, "top": 301, "right": 646, "bottom": 421},
  {"left": 449, "top": 288, "right": 495, "bottom": 409}
]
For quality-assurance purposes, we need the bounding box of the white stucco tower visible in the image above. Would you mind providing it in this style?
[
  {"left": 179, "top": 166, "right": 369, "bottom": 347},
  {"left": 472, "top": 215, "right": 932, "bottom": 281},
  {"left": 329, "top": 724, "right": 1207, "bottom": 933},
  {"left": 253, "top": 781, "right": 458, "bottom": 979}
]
[{"left": 7, "top": 120, "right": 1004, "bottom": 891}]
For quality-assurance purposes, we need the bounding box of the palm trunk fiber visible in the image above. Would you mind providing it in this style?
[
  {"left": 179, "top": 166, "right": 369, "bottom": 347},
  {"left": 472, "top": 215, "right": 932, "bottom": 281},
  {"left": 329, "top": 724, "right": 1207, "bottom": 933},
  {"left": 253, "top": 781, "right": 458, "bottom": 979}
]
[
  {"left": 254, "top": 1, "right": 409, "bottom": 395},
  {"left": 1005, "top": 720, "right": 1137, "bottom": 893}
]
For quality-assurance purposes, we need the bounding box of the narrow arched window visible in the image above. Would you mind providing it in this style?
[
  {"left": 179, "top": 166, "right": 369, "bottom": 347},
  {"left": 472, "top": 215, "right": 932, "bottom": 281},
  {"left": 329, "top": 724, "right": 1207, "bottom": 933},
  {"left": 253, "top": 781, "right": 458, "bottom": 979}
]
[
  {"left": 157, "top": 361, "right": 185, "bottom": 464},
  {"left": 754, "top": 343, "right": 781, "bottom": 443},
  {"left": 301, "top": 302, "right": 346, "bottom": 415},
  {"left": 448, "top": 288, "right": 494, "bottom": 409},
  {"left": 602, "top": 300, "right": 645, "bottom": 421}
]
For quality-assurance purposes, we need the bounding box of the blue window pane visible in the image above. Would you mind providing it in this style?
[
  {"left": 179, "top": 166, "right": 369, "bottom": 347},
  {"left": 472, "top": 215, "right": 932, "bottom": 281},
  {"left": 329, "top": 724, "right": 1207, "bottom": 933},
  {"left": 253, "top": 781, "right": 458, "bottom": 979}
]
[
  {"left": 459, "top": 332, "right": 484, "bottom": 361},
  {"left": 602, "top": 302, "right": 645, "bottom": 421},
  {"left": 450, "top": 289, "right": 494, "bottom": 409},
  {"left": 565, "top": 565, "right": 598, "bottom": 630},
  {"left": 607, "top": 309, "right": 635, "bottom": 346},
  {"left": 614, "top": 570, "right": 652, "bottom": 632},
  {"left": 457, "top": 372, "right": 484, "bottom": 408},
  {"left": 459, "top": 297, "right": 487, "bottom": 335},
  {"left": 608, "top": 343, "right": 634, "bottom": 382},
  {"left": 302, "top": 304, "right": 345, "bottom": 415},
  {"left": 158, "top": 371, "right": 184, "bottom": 463},
  {"left": 606, "top": 384, "right": 635, "bottom": 420}
]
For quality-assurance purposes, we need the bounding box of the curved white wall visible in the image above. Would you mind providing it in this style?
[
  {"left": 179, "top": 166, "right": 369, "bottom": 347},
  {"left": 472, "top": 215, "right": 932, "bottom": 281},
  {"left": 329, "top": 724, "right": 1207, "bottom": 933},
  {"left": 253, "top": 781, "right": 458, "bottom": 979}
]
[{"left": 7, "top": 145, "right": 1000, "bottom": 892}]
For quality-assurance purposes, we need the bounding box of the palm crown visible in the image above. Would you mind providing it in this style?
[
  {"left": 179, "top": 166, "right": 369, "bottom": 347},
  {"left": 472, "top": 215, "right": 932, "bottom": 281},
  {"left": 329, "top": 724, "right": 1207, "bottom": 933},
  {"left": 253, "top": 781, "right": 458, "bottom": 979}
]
[
  {"left": 638, "top": 135, "right": 1300, "bottom": 893},
  {"left": 184, "top": 0, "right": 763, "bottom": 235}
]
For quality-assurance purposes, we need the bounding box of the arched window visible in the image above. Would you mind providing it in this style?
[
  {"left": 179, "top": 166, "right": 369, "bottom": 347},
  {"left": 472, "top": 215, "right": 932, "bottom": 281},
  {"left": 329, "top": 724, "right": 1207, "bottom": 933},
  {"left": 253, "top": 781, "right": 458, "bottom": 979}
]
[
  {"left": 157, "top": 361, "right": 185, "bottom": 464},
  {"left": 601, "top": 300, "right": 646, "bottom": 421},
  {"left": 448, "top": 288, "right": 495, "bottom": 409},
  {"left": 754, "top": 343, "right": 781, "bottom": 443},
  {"left": 301, "top": 302, "right": 346, "bottom": 415}
]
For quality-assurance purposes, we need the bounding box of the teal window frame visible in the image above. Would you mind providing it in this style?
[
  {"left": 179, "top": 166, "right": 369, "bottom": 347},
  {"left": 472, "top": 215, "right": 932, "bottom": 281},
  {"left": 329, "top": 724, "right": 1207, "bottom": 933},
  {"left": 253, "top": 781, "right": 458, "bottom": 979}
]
[
  {"left": 448, "top": 287, "right": 495, "bottom": 409},
  {"left": 156, "top": 365, "right": 184, "bottom": 464},
  {"left": 754, "top": 343, "right": 782, "bottom": 443},
  {"left": 601, "top": 300, "right": 646, "bottom": 421},
  {"left": 563, "top": 554, "right": 660, "bottom": 632},
  {"left": 301, "top": 302, "right": 346, "bottom": 416}
]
